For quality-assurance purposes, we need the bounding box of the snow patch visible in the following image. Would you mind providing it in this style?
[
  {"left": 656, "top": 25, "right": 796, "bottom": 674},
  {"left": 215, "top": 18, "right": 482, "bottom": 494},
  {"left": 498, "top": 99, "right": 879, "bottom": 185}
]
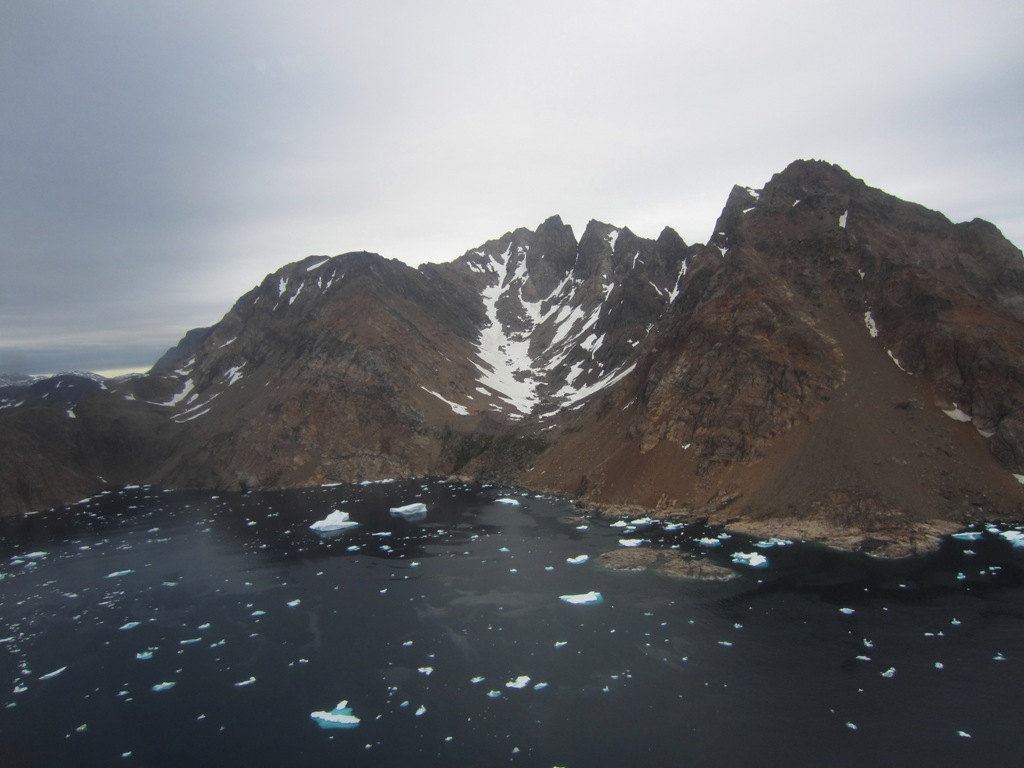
[
  {"left": 943, "top": 406, "right": 972, "bottom": 423},
  {"left": 864, "top": 311, "right": 878, "bottom": 338},
  {"left": 420, "top": 386, "right": 469, "bottom": 416}
]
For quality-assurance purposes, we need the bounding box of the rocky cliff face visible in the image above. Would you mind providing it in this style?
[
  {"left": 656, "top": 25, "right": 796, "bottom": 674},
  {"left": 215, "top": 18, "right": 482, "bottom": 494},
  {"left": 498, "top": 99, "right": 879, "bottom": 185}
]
[{"left": 3, "top": 160, "right": 1023, "bottom": 553}]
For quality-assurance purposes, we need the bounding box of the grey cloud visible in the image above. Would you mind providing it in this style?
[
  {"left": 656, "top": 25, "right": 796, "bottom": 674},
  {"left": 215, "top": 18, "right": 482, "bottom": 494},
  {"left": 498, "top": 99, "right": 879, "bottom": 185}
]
[{"left": 2, "top": 1, "right": 1022, "bottom": 374}]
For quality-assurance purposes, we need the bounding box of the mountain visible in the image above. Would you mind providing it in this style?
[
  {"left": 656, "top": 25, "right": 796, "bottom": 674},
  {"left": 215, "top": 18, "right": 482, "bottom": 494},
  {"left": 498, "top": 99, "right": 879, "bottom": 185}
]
[{"left": 3, "top": 159, "right": 1023, "bottom": 554}]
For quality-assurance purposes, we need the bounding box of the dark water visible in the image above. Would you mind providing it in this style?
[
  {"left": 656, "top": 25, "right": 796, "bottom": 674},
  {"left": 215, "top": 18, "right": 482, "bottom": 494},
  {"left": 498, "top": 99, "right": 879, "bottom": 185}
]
[{"left": 2, "top": 480, "right": 1024, "bottom": 767}]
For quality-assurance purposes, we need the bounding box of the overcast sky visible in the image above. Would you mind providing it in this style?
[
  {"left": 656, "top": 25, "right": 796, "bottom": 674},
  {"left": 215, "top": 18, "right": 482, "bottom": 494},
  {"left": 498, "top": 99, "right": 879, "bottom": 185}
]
[{"left": 2, "top": 1, "right": 1022, "bottom": 375}]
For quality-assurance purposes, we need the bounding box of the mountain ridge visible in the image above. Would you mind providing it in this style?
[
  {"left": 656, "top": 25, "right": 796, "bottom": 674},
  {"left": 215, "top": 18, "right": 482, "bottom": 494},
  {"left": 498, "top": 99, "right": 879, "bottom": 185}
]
[{"left": 3, "top": 159, "right": 1023, "bottom": 555}]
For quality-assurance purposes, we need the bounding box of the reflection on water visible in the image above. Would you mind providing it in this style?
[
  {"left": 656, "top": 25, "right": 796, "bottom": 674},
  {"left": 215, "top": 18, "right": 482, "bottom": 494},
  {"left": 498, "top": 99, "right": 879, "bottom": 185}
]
[{"left": 1, "top": 480, "right": 1024, "bottom": 767}]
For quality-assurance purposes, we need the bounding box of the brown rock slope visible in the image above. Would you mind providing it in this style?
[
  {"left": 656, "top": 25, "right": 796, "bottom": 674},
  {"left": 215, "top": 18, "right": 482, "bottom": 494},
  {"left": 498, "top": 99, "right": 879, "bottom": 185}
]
[{"left": 525, "top": 160, "right": 1024, "bottom": 554}]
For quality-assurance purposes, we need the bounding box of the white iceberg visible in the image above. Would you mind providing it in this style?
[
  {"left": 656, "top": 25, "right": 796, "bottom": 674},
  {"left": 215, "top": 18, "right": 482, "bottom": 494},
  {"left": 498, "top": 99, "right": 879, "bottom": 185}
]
[
  {"left": 309, "top": 509, "right": 359, "bottom": 533},
  {"left": 495, "top": 498, "right": 520, "bottom": 506},
  {"left": 731, "top": 552, "right": 769, "bottom": 568},
  {"left": 389, "top": 503, "right": 427, "bottom": 520},
  {"left": 559, "top": 591, "right": 603, "bottom": 605},
  {"left": 311, "top": 700, "right": 360, "bottom": 729},
  {"left": 566, "top": 555, "right": 589, "bottom": 565},
  {"left": 697, "top": 537, "right": 722, "bottom": 547},
  {"left": 999, "top": 530, "right": 1024, "bottom": 548},
  {"left": 505, "top": 675, "right": 531, "bottom": 689},
  {"left": 618, "top": 538, "right": 644, "bottom": 548},
  {"left": 151, "top": 681, "right": 176, "bottom": 692}
]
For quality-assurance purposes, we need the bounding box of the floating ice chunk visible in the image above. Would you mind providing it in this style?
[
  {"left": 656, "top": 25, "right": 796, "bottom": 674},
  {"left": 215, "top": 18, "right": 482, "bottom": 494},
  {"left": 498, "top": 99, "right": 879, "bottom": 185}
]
[
  {"left": 554, "top": 641, "right": 568, "bottom": 648},
  {"left": 754, "top": 537, "right": 793, "bottom": 549},
  {"left": 697, "top": 537, "right": 721, "bottom": 547},
  {"left": 505, "top": 676, "right": 531, "bottom": 689},
  {"left": 957, "top": 730, "right": 971, "bottom": 738},
  {"left": 731, "top": 552, "right": 768, "bottom": 568},
  {"left": 610, "top": 520, "right": 629, "bottom": 528},
  {"left": 311, "top": 701, "right": 360, "bottom": 729},
  {"left": 418, "top": 667, "right": 433, "bottom": 676},
  {"left": 470, "top": 676, "right": 485, "bottom": 684},
  {"left": 846, "top": 722, "right": 858, "bottom": 730},
  {"left": 389, "top": 503, "right": 427, "bottom": 520},
  {"left": 566, "top": 555, "right": 589, "bottom": 565},
  {"left": 39, "top": 666, "right": 67, "bottom": 680},
  {"left": 415, "top": 705, "right": 426, "bottom": 716},
  {"left": 136, "top": 651, "right": 153, "bottom": 660},
  {"left": 618, "top": 539, "right": 644, "bottom": 548},
  {"left": 495, "top": 498, "right": 520, "bottom": 506},
  {"left": 287, "top": 599, "right": 301, "bottom": 608},
  {"left": 486, "top": 690, "right": 501, "bottom": 698},
  {"left": 310, "top": 510, "right": 359, "bottom": 532},
  {"left": 234, "top": 677, "right": 256, "bottom": 687},
  {"left": 839, "top": 608, "right": 856, "bottom": 615},
  {"left": 533, "top": 682, "right": 548, "bottom": 690},
  {"left": 105, "top": 570, "right": 135, "bottom": 579},
  {"left": 951, "top": 531, "right": 983, "bottom": 541},
  {"left": 999, "top": 530, "right": 1024, "bottom": 548},
  {"left": 21, "top": 551, "right": 48, "bottom": 559},
  {"left": 119, "top": 622, "right": 140, "bottom": 631},
  {"left": 152, "top": 682, "right": 176, "bottom": 692},
  {"left": 935, "top": 662, "right": 944, "bottom": 669},
  {"left": 559, "top": 591, "right": 603, "bottom": 605},
  {"left": 880, "top": 667, "right": 896, "bottom": 678}
]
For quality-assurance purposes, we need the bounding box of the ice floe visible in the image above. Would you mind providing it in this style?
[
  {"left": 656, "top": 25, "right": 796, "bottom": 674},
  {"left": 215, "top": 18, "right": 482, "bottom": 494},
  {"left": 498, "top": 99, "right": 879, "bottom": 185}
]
[
  {"left": 559, "top": 591, "right": 603, "bottom": 605},
  {"left": 310, "top": 701, "right": 360, "bottom": 729},
  {"left": 151, "top": 682, "right": 176, "bottom": 692},
  {"left": 952, "top": 531, "right": 983, "bottom": 541},
  {"left": 309, "top": 509, "right": 359, "bottom": 533},
  {"left": 494, "top": 498, "right": 520, "bottom": 506},
  {"left": 566, "top": 555, "right": 589, "bottom": 565},
  {"left": 39, "top": 666, "right": 67, "bottom": 680},
  {"left": 618, "top": 539, "right": 644, "bottom": 548},
  {"left": 505, "top": 675, "right": 531, "bottom": 689}
]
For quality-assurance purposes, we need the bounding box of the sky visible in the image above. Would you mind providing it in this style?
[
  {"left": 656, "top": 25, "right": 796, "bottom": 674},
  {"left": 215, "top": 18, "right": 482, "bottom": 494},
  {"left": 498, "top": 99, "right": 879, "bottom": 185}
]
[{"left": 2, "top": 0, "right": 1023, "bottom": 376}]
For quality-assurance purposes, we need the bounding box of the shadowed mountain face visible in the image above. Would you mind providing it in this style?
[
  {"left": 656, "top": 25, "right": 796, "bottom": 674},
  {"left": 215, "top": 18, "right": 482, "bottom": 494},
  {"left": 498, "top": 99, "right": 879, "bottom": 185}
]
[{"left": 3, "top": 160, "right": 1023, "bottom": 553}]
